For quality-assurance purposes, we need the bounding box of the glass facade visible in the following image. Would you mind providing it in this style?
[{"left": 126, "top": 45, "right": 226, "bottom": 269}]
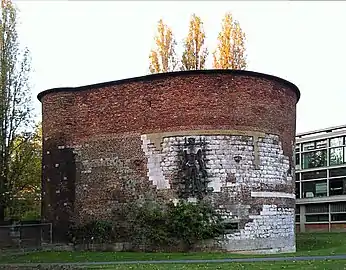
[
  {"left": 296, "top": 202, "right": 346, "bottom": 226},
  {"left": 297, "top": 136, "right": 346, "bottom": 171},
  {"left": 296, "top": 135, "right": 346, "bottom": 199},
  {"left": 330, "top": 147, "right": 344, "bottom": 165},
  {"left": 302, "top": 150, "right": 327, "bottom": 169},
  {"left": 296, "top": 132, "right": 346, "bottom": 231}
]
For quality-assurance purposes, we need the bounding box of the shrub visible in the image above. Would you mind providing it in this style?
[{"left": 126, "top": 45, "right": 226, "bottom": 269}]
[
  {"left": 68, "top": 220, "right": 114, "bottom": 244},
  {"left": 68, "top": 199, "right": 224, "bottom": 251},
  {"left": 166, "top": 200, "right": 224, "bottom": 250},
  {"left": 117, "top": 199, "right": 224, "bottom": 251}
]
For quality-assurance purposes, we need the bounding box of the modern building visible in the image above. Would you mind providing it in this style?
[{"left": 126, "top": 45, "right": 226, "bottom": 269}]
[{"left": 295, "top": 124, "right": 346, "bottom": 232}]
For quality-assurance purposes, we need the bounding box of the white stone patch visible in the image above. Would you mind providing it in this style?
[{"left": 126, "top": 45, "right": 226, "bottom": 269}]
[
  {"left": 140, "top": 133, "right": 292, "bottom": 192},
  {"left": 251, "top": 191, "right": 295, "bottom": 199},
  {"left": 141, "top": 134, "right": 170, "bottom": 189},
  {"left": 223, "top": 204, "right": 295, "bottom": 252}
]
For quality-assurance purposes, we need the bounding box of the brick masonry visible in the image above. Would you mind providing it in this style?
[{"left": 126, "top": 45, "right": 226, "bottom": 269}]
[{"left": 39, "top": 70, "right": 300, "bottom": 253}]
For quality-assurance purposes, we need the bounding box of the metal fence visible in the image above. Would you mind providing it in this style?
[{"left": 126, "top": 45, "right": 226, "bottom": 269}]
[{"left": 0, "top": 222, "right": 52, "bottom": 250}]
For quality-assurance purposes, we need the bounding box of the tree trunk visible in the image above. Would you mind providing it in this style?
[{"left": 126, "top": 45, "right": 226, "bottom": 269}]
[{"left": 0, "top": 203, "right": 5, "bottom": 222}]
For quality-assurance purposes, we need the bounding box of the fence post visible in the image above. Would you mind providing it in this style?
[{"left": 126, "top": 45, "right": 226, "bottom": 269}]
[{"left": 50, "top": 223, "right": 53, "bottom": 244}]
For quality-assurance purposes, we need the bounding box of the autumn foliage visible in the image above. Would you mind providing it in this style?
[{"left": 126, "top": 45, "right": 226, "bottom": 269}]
[
  {"left": 180, "top": 14, "right": 208, "bottom": 71},
  {"left": 149, "top": 19, "right": 178, "bottom": 74},
  {"left": 149, "top": 12, "right": 247, "bottom": 73},
  {"left": 213, "top": 13, "right": 247, "bottom": 70}
]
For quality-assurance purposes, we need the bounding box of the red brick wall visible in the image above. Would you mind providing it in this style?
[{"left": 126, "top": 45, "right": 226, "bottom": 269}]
[
  {"left": 331, "top": 223, "right": 346, "bottom": 232},
  {"left": 305, "top": 223, "right": 329, "bottom": 232},
  {"left": 41, "top": 71, "right": 299, "bottom": 156}
]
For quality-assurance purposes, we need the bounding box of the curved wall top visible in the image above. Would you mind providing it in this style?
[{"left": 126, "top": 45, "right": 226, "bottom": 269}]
[
  {"left": 38, "top": 70, "right": 300, "bottom": 102},
  {"left": 38, "top": 69, "right": 300, "bottom": 157}
]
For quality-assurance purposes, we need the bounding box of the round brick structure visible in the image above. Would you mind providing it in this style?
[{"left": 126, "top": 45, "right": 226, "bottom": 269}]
[{"left": 38, "top": 70, "right": 300, "bottom": 253}]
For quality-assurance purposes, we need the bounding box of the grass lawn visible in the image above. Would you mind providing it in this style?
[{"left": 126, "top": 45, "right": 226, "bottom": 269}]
[
  {"left": 1, "top": 233, "right": 346, "bottom": 269},
  {"left": 86, "top": 260, "right": 346, "bottom": 269}
]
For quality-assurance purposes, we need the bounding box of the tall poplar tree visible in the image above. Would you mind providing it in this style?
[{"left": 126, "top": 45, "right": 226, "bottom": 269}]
[
  {"left": 180, "top": 14, "right": 208, "bottom": 71},
  {"left": 149, "top": 19, "right": 178, "bottom": 74},
  {"left": 213, "top": 12, "right": 247, "bottom": 70},
  {"left": 7, "top": 123, "right": 41, "bottom": 220},
  {"left": 0, "top": 0, "right": 33, "bottom": 221}
]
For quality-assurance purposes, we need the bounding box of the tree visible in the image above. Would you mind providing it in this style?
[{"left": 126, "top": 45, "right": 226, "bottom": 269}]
[
  {"left": 213, "top": 12, "right": 247, "bottom": 70},
  {"left": 0, "top": 0, "right": 33, "bottom": 221},
  {"left": 149, "top": 19, "right": 178, "bottom": 74},
  {"left": 6, "top": 123, "right": 41, "bottom": 220},
  {"left": 180, "top": 14, "right": 208, "bottom": 71}
]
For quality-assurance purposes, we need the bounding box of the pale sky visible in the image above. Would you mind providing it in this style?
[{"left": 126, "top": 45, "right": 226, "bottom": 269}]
[{"left": 14, "top": 1, "right": 346, "bottom": 134}]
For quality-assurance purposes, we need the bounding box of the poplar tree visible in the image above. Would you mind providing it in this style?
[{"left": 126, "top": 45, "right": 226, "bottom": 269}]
[
  {"left": 180, "top": 14, "right": 208, "bottom": 71},
  {"left": 7, "top": 123, "right": 41, "bottom": 220},
  {"left": 149, "top": 19, "right": 178, "bottom": 74},
  {"left": 0, "top": 0, "right": 33, "bottom": 221},
  {"left": 213, "top": 12, "right": 247, "bottom": 70}
]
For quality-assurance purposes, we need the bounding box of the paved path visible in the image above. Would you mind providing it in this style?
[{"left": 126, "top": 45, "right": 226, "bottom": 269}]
[{"left": 2, "top": 254, "right": 346, "bottom": 266}]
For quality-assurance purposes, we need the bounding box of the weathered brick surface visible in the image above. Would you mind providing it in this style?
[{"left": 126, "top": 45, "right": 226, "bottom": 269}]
[
  {"left": 39, "top": 70, "right": 300, "bottom": 251},
  {"left": 40, "top": 71, "right": 299, "bottom": 156}
]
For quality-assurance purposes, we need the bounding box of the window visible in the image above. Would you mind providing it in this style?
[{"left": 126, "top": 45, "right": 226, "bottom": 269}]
[
  {"left": 306, "top": 214, "right": 329, "bottom": 222},
  {"left": 295, "top": 182, "right": 300, "bottom": 199},
  {"left": 330, "top": 167, "right": 346, "bottom": 177},
  {"left": 301, "top": 170, "right": 327, "bottom": 180},
  {"left": 329, "top": 178, "right": 346, "bottom": 196},
  {"left": 331, "top": 214, "right": 346, "bottom": 222},
  {"left": 330, "top": 137, "right": 345, "bottom": 147},
  {"left": 302, "top": 180, "right": 327, "bottom": 198},
  {"left": 302, "top": 142, "right": 315, "bottom": 151},
  {"left": 296, "top": 154, "right": 300, "bottom": 169},
  {"left": 316, "top": 140, "right": 327, "bottom": 149},
  {"left": 330, "top": 147, "right": 344, "bottom": 166},
  {"left": 302, "top": 150, "right": 327, "bottom": 169},
  {"left": 306, "top": 203, "right": 328, "bottom": 213},
  {"left": 302, "top": 140, "right": 328, "bottom": 152},
  {"left": 296, "top": 173, "right": 300, "bottom": 181},
  {"left": 295, "top": 215, "right": 300, "bottom": 222},
  {"left": 331, "top": 202, "right": 346, "bottom": 213},
  {"left": 296, "top": 144, "right": 300, "bottom": 153}
]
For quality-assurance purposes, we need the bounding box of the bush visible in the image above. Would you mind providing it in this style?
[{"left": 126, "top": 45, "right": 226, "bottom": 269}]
[
  {"left": 166, "top": 200, "right": 224, "bottom": 250},
  {"left": 68, "top": 220, "right": 114, "bottom": 244},
  {"left": 120, "top": 199, "right": 224, "bottom": 251},
  {"left": 68, "top": 199, "right": 224, "bottom": 251}
]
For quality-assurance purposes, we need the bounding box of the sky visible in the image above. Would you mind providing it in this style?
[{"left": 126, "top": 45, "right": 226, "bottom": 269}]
[{"left": 14, "top": 1, "right": 346, "bottom": 134}]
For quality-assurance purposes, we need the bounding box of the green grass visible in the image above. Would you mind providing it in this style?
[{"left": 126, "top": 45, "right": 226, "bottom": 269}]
[
  {"left": 1, "top": 233, "right": 346, "bottom": 265},
  {"left": 295, "top": 232, "right": 346, "bottom": 256},
  {"left": 85, "top": 260, "right": 346, "bottom": 270}
]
